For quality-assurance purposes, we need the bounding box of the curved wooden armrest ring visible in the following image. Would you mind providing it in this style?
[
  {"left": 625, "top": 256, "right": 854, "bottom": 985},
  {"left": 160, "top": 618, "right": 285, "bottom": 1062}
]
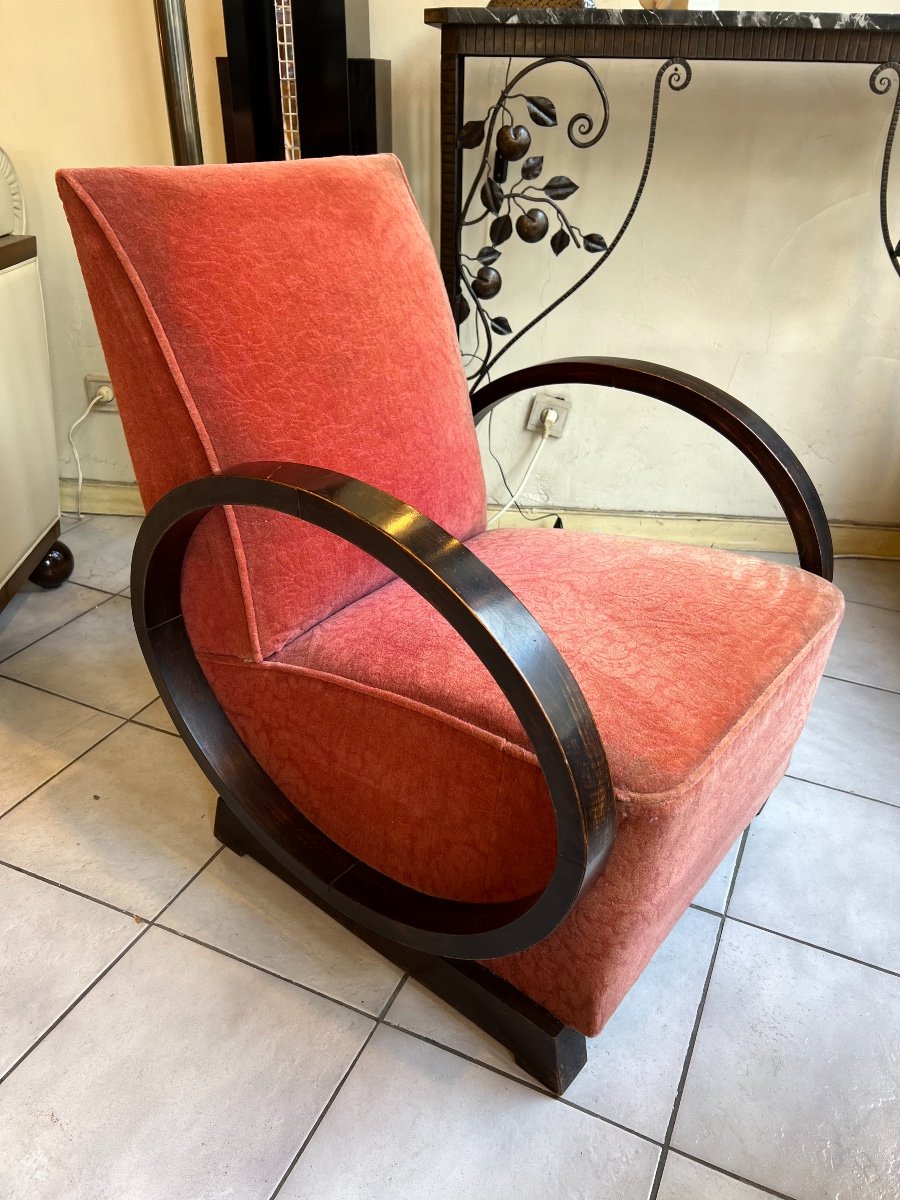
[
  {"left": 472, "top": 357, "right": 834, "bottom": 581},
  {"left": 132, "top": 462, "right": 615, "bottom": 959}
]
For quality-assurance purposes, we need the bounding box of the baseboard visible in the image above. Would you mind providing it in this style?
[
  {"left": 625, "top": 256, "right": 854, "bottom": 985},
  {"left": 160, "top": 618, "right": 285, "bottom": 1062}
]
[
  {"left": 488, "top": 507, "right": 900, "bottom": 557},
  {"left": 59, "top": 479, "right": 899, "bottom": 557},
  {"left": 59, "top": 479, "right": 144, "bottom": 517}
]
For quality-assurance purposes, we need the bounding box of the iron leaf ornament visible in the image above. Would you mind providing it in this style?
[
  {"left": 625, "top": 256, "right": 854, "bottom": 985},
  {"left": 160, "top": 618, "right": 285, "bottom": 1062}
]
[
  {"left": 550, "top": 229, "right": 570, "bottom": 257},
  {"left": 524, "top": 95, "right": 558, "bottom": 127},
  {"left": 454, "top": 57, "right": 692, "bottom": 388},
  {"left": 458, "top": 120, "right": 486, "bottom": 149},
  {"left": 543, "top": 175, "right": 579, "bottom": 201},
  {"left": 489, "top": 215, "right": 513, "bottom": 246}
]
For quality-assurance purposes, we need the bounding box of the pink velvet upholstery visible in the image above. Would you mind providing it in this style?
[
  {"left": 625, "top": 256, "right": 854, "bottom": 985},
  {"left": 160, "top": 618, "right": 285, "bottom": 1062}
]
[
  {"left": 199, "top": 530, "right": 841, "bottom": 1033},
  {"left": 58, "top": 156, "right": 843, "bottom": 1040},
  {"left": 57, "top": 157, "right": 487, "bottom": 660}
]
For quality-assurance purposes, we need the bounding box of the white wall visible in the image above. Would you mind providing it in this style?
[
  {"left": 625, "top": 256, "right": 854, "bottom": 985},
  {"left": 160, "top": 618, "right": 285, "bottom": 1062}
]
[
  {"left": 4, "top": 1, "right": 898, "bottom": 523},
  {"left": 1, "top": 0, "right": 226, "bottom": 484},
  {"left": 371, "top": 0, "right": 900, "bottom": 523}
]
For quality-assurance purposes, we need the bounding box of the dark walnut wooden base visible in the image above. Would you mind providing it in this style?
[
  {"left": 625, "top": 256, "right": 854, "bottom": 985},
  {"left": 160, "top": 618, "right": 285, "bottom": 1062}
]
[
  {"left": 213, "top": 796, "right": 588, "bottom": 1095},
  {"left": 0, "top": 521, "right": 74, "bottom": 614}
]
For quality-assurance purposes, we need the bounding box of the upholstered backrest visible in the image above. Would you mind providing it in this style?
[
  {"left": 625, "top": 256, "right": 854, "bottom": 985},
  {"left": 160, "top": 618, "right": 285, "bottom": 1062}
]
[{"left": 57, "top": 156, "right": 486, "bottom": 660}]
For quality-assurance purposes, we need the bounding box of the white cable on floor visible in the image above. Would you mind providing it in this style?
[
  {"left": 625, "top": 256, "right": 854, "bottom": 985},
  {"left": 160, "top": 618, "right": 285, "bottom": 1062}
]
[
  {"left": 487, "top": 407, "right": 558, "bottom": 528},
  {"left": 67, "top": 390, "right": 111, "bottom": 520}
]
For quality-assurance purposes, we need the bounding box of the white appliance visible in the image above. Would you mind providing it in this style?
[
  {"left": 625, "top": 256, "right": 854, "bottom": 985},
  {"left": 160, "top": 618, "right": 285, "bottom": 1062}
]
[{"left": 0, "top": 146, "right": 70, "bottom": 610}]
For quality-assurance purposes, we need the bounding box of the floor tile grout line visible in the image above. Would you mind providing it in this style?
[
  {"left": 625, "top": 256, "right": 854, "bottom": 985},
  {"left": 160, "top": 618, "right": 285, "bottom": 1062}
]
[
  {"left": 0, "top": 719, "right": 128, "bottom": 823},
  {"left": 784, "top": 773, "right": 899, "bottom": 810},
  {"left": 130, "top": 715, "right": 180, "bottom": 738},
  {"left": 370, "top": 973, "right": 665, "bottom": 1145},
  {"left": 266, "top": 973, "right": 410, "bottom": 1199},
  {"left": 719, "top": 913, "right": 900, "bottom": 981},
  {"left": 667, "top": 1149, "right": 801, "bottom": 1200},
  {"left": 2, "top": 830, "right": 667, "bottom": 1163},
  {"left": 840, "top": 596, "right": 900, "bottom": 615},
  {"left": 267, "top": 971, "right": 662, "bottom": 1192},
  {"left": 3, "top": 552, "right": 896, "bottom": 1189},
  {"left": 0, "top": 857, "right": 149, "bottom": 922},
  {"left": 0, "top": 823, "right": 876, "bottom": 1198},
  {"left": 647, "top": 828, "right": 750, "bottom": 1200},
  {"left": 379, "top": 1018, "right": 666, "bottom": 1146},
  {"left": 152, "top": 921, "right": 387, "bottom": 1024},
  {"left": 0, "top": 668, "right": 134, "bottom": 722},
  {"left": 722, "top": 827, "right": 751, "bottom": 917},
  {"left": 64, "top": 581, "right": 124, "bottom": 599},
  {"left": 0, "top": 698, "right": 188, "bottom": 828},
  {"left": 127, "top": 696, "right": 181, "bottom": 738},
  {"left": 150, "top": 845, "right": 225, "bottom": 924},
  {"left": 267, "top": 1022, "right": 382, "bottom": 1200},
  {"left": 8, "top": 831, "right": 894, "bottom": 1122},
  {"left": 0, "top": 864, "right": 801, "bottom": 1200},
  {"left": 0, "top": 673, "right": 172, "bottom": 741},
  {"left": 0, "top": 923, "right": 152, "bottom": 1087},
  {"left": 269, "top": 1003, "right": 796, "bottom": 1199},
  {"left": 380, "top": 1019, "right": 553, "bottom": 1098},
  {"left": 6, "top": 836, "right": 791, "bottom": 1154},
  {"left": 377, "top": 972, "right": 409, "bottom": 1022},
  {"left": 0, "top": 847, "right": 222, "bottom": 1088},
  {"left": 0, "top": 591, "right": 118, "bottom": 666},
  {"left": 646, "top": 918, "right": 725, "bottom": 1199},
  {"left": 822, "top": 671, "right": 900, "bottom": 697},
  {"left": 4, "top": 844, "right": 666, "bottom": 1163}
]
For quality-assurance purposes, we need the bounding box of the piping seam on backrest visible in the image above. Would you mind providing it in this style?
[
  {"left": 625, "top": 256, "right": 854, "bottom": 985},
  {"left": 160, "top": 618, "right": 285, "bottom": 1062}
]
[{"left": 60, "top": 172, "right": 264, "bottom": 661}]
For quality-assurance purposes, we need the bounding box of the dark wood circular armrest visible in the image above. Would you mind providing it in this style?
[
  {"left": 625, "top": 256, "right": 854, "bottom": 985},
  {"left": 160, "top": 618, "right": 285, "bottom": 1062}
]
[
  {"left": 472, "top": 357, "right": 834, "bottom": 580},
  {"left": 132, "top": 461, "right": 615, "bottom": 959}
]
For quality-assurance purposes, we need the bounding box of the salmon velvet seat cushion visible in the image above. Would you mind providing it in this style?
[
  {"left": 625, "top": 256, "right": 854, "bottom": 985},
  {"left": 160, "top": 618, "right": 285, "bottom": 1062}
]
[
  {"left": 57, "top": 155, "right": 843, "bottom": 1041},
  {"left": 198, "top": 528, "right": 842, "bottom": 1035}
]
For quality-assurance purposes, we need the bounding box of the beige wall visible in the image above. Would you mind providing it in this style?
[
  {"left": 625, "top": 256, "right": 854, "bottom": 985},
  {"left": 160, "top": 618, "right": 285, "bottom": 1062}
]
[
  {"left": 372, "top": 0, "right": 900, "bottom": 524},
  {"left": 1, "top": 0, "right": 226, "bottom": 484},
  {"left": 4, "top": 1, "right": 899, "bottom": 524}
]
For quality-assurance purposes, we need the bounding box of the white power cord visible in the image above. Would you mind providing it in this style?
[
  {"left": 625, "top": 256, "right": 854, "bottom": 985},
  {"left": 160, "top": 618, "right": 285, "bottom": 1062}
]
[
  {"left": 67, "top": 386, "right": 114, "bottom": 519},
  {"left": 488, "top": 406, "right": 558, "bottom": 527}
]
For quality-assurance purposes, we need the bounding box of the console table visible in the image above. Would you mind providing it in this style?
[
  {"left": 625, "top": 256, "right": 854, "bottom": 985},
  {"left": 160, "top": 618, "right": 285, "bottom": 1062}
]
[{"left": 425, "top": 8, "right": 900, "bottom": 388}]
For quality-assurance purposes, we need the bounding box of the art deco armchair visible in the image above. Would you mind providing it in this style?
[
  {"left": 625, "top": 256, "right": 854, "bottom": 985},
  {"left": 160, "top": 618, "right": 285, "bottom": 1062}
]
[{"left": 58, "top": 155, "right": 843, "bottom": 1094}]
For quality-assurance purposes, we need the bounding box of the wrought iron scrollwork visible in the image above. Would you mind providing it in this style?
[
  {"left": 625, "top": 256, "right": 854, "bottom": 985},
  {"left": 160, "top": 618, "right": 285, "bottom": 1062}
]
[
  {"left": 456, "top": 57, "right": 692, "bottom": 389},
  {"left": 870, "top": 62, "right": 900, "bottom": 280}
]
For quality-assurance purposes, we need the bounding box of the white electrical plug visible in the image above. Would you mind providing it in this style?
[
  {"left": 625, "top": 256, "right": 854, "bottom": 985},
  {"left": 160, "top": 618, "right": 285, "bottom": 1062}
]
[{"left": 541, "top": 407, "right": 559, "bottom": 433}]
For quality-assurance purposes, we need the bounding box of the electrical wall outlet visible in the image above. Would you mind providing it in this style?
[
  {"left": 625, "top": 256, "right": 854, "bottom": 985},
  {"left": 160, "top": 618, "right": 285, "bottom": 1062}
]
[
  {"left": 526, "top": 392, "right": 571, "bottom": 438},
  {"left": 84, "top": 375, "right": 118, "bottom": 413}
]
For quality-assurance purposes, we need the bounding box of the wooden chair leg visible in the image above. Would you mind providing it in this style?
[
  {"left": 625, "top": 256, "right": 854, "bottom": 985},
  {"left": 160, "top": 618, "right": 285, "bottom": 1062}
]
[{"left": 213, "top": 796, "right": 587, "bottom": 1095}]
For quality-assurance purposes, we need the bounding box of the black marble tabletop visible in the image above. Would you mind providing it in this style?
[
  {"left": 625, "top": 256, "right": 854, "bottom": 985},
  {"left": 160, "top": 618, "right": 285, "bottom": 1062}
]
[{"left": 424, "top": 8, "right": 900, "bottom": 30}]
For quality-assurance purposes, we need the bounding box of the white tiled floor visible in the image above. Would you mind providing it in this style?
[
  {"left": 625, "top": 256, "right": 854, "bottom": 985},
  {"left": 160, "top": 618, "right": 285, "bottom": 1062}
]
[{"left": 0, "top": 520, "right": 898, "bottom": 1199}]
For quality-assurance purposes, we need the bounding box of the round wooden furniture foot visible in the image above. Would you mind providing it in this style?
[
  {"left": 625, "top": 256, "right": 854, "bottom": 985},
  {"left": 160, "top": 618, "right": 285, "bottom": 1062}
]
[{"left": 28, "top": 541, "right": 74, "bottom": 589}]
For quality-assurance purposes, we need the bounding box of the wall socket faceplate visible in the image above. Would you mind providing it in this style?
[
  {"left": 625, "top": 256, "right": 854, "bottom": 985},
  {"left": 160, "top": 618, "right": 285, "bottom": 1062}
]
[
  {"left": 525, "top": 392, "right": 571, "bottom": 438},
  {"left": 84, "top": 374, "right": 118, "bottom": 413}
]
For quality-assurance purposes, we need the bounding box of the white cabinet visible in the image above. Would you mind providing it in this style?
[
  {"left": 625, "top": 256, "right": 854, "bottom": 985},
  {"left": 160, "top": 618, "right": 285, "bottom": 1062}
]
[{"left": 0, "top": 235, "right": 66, "bottom": 607}]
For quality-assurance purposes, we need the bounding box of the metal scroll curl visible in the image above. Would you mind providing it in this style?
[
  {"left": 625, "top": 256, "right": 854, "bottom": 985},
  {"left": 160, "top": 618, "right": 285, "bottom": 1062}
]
[
  {"left": 870, "top": 62, "right": 900, "bottom": 280},
  {"left": 455, "top": 57, "right": 692, "bottom": 389}
]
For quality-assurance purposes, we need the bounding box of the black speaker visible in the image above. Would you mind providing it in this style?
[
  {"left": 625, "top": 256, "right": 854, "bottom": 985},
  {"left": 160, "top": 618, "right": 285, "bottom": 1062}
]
[{"left": 219, "top": 0, "right": 391, "bottom": 162}]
